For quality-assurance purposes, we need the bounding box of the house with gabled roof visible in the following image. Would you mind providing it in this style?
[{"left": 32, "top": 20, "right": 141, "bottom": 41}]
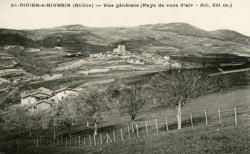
[
  {"left": 20, "top": 86, "right": 80, "bottom": 111},
  {"left": 20, "top": 87, "right": 53, "bottom": 106}
]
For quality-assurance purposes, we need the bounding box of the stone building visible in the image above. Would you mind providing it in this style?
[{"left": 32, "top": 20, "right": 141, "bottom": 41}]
[
  {"left": 20, "top": 87, "right": 53, "bottom": 106},
  {"left": 52, "top": 87, "right": 79, "bottom": 103}
]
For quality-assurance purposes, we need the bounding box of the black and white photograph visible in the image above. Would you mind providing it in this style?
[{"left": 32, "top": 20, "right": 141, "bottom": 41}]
[{"left": 0, "top": 0, "right": 250, "bottom": 153}]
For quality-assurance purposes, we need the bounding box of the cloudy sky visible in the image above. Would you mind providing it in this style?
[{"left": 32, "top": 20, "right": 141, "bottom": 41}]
[{"left": 0, "top": 0, "right": 250, "bottom": 35}]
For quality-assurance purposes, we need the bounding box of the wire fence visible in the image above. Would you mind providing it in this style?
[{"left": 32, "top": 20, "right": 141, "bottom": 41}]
[{"left": 1, "top": 105, "right": 250, "bottom": 153}]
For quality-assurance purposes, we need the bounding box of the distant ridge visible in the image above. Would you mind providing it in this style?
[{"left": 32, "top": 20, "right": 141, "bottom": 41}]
[
  {"left": 0, "top": 22, "right": 250, "bottom": 56},
  {"left": 54, "top": 24, "right": 88, "bottom": 30}
]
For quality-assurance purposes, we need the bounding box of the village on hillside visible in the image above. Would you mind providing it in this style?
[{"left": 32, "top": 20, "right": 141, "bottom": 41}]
[
  {"left": 0, "top": 44, "right": 181, "bottom": 86},
  {"left": 84, "top": 44, "right": 181, "bottom": 73}
]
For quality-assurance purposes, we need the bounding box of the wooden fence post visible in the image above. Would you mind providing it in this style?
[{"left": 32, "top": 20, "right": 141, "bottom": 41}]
[
  {"left": 93, "top": 134, "right": 97, "bottom": 145},
  {"left": 100, "top": 133, "right": 103, "bottom": 144},
  {"left": 131, "top": 121, "right": 134, "bottom": 133},
  {"left": 113, "top": 131, "right": 116, "bottom": 142},
  {"left": 17, "top": 139, "right": 19, "bottom": 149},
  {"left": 127, "top": 127, "right": 131, "bottom": 139},
  {"left": 165, "top": 118, "right": 169, "bottom": 132},
  {"left": 89, "top": 135, "right": 92, "bottom": 145},
  {"left": 53, "top": 128, "right": 56, "bottom": 139},
  {"left": 36, "top": 137, "right": 39, "bottom": 148},
  {"left": 204, "top": 109, "right": 208, "bottom": 126},
  {"left": 234, "top": 107, "right": 238, "bottom": 126},
  {"left": 190, "top": 113, "right": 193, "bottom": 128},
  {"left": 78, "top": 136, "right": 81, "bottom": 147},
  {"left": 33, "top": 139, "right": 36, "bottom": 146},
  {"left": 155, "top": 119, "right": 159, "bottom": 134},
  {"left": 61, "top": 137, "right": 63, "bottom": 145},
  {"left": 84, "top": 137, "right": 86, "bottom": 145},
  {"left": 145, "top": 121, "right": 149, "bottom": 136},
  {"left": 218, "top": 108, "right": 222, "bottom": 126},
  {"left": 106, "top": 133, "right": 109, "bottom": 143},
  {"left": 106, "top": 133, "right": 112, "bottom": 143},
  {"left": 135, "top": 124, "right": 139, "bottom": 138},
  {"left": 66, "top": 138, "right": 68, "bottom": 147},
  {"left": 120, "top": 129, "right": 124, "bottom": 142}
]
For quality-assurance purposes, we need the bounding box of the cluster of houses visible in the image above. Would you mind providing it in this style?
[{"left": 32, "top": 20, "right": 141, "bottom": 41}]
[
  {"left": 89, "top": 45, "right": 181, "bottom": 68},
  {"left": 2, "top": 45, "right": 24, "bottom": 51},
  {"left": 20, "top": 87, "right": 80, "bottom": 112}
]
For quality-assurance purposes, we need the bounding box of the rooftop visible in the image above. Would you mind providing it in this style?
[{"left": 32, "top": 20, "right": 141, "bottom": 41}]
[{"left": 21, "top": 87, "right": 53, "bottom": 98}]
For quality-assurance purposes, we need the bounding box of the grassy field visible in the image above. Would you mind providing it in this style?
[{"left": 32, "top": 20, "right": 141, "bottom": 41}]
[
  {"left": 1, "top": 73, "right": 250, "bottom": 154},
  {"left": 1, "top": 86, "right": 250, "bottom": 154},
  {"left": 10, "top": 124, "right": 250, "bottom": 154}
]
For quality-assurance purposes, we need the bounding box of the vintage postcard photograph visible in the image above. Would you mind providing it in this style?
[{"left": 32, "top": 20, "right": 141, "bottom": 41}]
[{"left": 0, "top": 0, "right": 250, "bottom": 153}]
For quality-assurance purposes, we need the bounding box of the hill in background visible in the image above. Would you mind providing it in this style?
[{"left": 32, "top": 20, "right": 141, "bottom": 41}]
[{"left": 1, "top": 22, "right": 250, "bottom": 57}]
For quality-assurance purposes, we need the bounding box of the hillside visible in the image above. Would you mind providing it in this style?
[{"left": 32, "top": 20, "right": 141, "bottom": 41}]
[
  {"left": 0, "top": 29, "right": 36, "bottom": 47},
  {"left": 1, "top": 23, "right": 250, "bottom": 84},
  {"left": 1, "top": 23, "right": 250, "bottom": 78},
  {"left": 1, "top": 23, "right": 250, "bottom": 86},
  {"left": 211, "top": 29, "right": 250, "bottom": 44},
  {"left": 1, "top": 23, "right": 250, "bottom": 56},
  {"left": 8, "top": 123, "right": 250, "bottom": 154},
  {"left": 0, "top": 28, "right": 112, "bottom": 55}
]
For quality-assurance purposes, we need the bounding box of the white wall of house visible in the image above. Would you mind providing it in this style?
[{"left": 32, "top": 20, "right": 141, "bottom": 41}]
[
  {"left": 53, "top": 90, "right": 79, "bottom": 103},
  {"left": 164, "top": 56, "right": 170, "bottom": 60},
  {"left": 21, "top": 96, "right": 37, "bottom": 106},
  {"left": 36, "top": 102, "right": 51, "bottom": 111},
  {"left": 28, "top": 102, "right": 51, "bottom": 112}
]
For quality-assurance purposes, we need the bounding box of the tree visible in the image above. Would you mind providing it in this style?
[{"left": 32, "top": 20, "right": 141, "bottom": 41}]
[
  {"left": 39, "top": 109, "right": 58, "bottom": 138},
  {"left": 151, "top": 69, "right": 211, "bottom": 130},
  {"left": 150, "top": 74, "right": 168, "bottom": 105},
  {"left": 105, "top": 78, "right": 125, "bottom": 105},
  {"left": 26, "top": 111, "right": 45, "bottom": 137},
  {"left": 2, "top": 105, "right": 31, "bottom": 137},
  {"left": 42, "top": 87, "right": 110, "bottom": 137},
  {"left": 118, "top": 85, "right": 146, "bottom": 132},
  {"left": 44, "top": 97, "right": 78, "bottom": 138},
  {"left": 217, "top": 75, "right": 232, "bottom": 95},
  {"left": 78, "top": 87, "right": 110, "bottom": 135}
]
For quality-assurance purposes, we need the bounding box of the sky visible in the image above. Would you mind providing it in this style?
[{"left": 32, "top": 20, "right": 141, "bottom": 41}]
[{"left": 0, "top": 0, "right": 250, "bottom": 36}]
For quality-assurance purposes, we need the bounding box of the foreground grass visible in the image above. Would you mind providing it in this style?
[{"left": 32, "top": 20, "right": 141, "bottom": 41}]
[
  {"left": 12, "top": 124, "right": 250, "bottom": 154},
  {"left": 2, "top": 87, "right": 250, "bottom": 154}
]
